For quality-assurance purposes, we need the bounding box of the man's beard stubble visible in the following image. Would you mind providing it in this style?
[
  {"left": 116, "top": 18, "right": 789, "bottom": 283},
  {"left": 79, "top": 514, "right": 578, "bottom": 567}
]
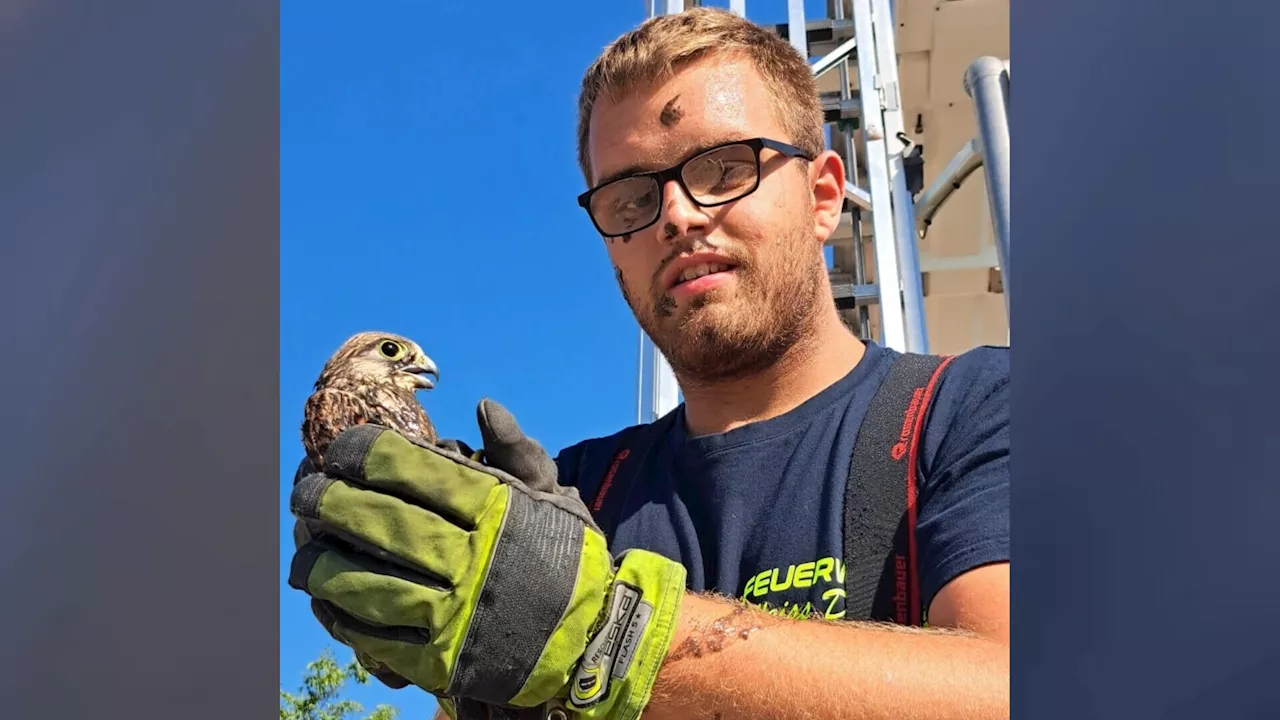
[{"left": 614, "top": 223, "right": 827, "bottom": 386}]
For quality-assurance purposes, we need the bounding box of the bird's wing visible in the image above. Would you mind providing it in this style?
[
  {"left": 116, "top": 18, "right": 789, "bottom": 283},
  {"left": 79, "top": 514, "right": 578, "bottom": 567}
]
[{"left": 301, "top": 387, "right": 374, "bottom": 466}]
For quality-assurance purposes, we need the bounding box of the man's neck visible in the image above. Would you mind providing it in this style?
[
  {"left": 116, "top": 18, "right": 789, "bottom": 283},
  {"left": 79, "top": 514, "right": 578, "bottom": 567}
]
[{"left": 677, "top": 311, "right": 867, "bottom": 437}]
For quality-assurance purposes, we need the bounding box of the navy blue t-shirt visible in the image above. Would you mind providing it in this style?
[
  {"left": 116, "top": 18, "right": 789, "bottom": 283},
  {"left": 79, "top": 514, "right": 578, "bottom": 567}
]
[{"left": 554, "top": 342, "right": 1009, "bottom": 622}]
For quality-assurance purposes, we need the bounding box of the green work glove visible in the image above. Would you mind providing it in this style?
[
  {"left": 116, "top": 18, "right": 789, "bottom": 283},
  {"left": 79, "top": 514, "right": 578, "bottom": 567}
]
[
  {"left": 291, "top": 461, "right": 413, "bottom": 691},
  {"left": 287, "top": 399, "right": 687, "bottom": 719},
  {"left": 292, "top": 418, "right": 602, "bottom": 712}
]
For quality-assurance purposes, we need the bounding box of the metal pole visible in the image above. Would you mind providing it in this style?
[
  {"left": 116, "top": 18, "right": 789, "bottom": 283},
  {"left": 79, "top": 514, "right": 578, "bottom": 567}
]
[
  {"left": 869, "top": 0, "right": 928, "bottom": 353},
  {"left": 636, "top": 329, "right": 645, "bottom": 425},
  {"left": 964, "top": 56, "right": 1010, "bottom": 311},
  {"left": 635, "top": 0, "right": 689, "bottom": 421},
  {"left": 787, "top": 0, "right": 808, "bottom": 59},
  {"left": 850, "top": 0, "right": 906, "bottom": 351},
  {"left": 914, "top": 138, "right": 983, "bottom": 235}
]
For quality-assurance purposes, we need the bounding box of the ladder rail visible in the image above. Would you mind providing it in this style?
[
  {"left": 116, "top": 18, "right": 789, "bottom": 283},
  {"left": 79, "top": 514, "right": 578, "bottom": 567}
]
[
  {"left": 867, "top": 0, "right": 929, "bottom": 354},
  {"left": 849, "top": 0, "right": 906, "bottom": 352}
]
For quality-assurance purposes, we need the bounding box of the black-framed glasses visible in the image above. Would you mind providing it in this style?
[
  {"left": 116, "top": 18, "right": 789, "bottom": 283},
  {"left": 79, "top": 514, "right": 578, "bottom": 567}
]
[{"left": 577, "top": 137, "right": 813, "bottom": 238}]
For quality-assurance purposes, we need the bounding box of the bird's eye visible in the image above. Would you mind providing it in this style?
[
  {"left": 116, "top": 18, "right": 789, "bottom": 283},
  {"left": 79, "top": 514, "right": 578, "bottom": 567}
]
[{"left": 379, "top": 341, "right": 404, "bottom": 359}]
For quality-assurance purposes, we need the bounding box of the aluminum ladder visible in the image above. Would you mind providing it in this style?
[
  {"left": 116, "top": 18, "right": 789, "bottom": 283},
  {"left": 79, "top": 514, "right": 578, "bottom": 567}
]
[{"left": 636, "top": 0, "right": 1008, "bottom": 423}]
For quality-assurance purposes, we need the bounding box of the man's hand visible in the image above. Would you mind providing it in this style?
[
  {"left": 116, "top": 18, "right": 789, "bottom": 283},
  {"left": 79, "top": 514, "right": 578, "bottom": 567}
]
[
  {"left": 640, "top": 564, "right": 1010, "bottom": 720},
  {"left": 291, "top": 462, "right": 414, "bottom": 692},
  {"left": 286, "top": 399, "right": 688, "bottom": 719}
]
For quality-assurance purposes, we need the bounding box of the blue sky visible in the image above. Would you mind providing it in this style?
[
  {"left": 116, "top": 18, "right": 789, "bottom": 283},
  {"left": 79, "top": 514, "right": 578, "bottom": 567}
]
[{"left": 281, "top": 1, "right": 829, "bottom": 715}]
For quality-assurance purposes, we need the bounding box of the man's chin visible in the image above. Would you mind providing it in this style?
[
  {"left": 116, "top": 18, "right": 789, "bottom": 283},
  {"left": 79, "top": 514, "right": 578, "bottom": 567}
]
[
  {"left": 652, "top": 322, "right": 775, "bottom": 382},
  {"left": 658, "top": 295, "right": 738, "bottom": 333},
  {"left": 653, "top": 307, "right": 750, "bottom": 351}
]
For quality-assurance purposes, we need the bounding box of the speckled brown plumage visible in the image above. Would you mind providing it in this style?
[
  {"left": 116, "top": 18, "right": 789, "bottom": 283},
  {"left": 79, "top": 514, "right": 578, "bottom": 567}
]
[{"left": 301, "top": 331, "right": 440, "bottom": 469}]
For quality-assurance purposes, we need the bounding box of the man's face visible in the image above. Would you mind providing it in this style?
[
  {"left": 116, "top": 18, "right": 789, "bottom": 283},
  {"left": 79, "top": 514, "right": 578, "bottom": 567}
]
[{"left": 586, "top": 55, "right": 835, "bottom": 383}]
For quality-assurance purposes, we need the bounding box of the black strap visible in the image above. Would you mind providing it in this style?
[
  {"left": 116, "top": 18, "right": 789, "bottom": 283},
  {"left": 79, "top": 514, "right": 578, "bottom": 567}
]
[
  {"left": 843, "top": 352, "right": 955, "bottom": 626},
  {"left": 585, "top": 411, "right": 679, "bottom": 543}
]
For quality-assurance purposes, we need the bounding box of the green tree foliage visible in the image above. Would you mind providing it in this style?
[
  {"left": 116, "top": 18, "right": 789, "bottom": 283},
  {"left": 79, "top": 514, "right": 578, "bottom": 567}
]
[{"left": 281, "top": 647, "right": 399, "bottom": 720}]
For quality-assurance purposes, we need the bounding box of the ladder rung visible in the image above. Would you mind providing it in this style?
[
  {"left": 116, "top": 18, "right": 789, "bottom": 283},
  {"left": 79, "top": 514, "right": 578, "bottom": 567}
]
[
  {"left": 809, "top": 35, "right": 858, "bottom": 78},
  {"left": 831, "top": 282, "right": 880, "bottom": 309},
  {"left": 773, "top": 18, "right": 854, "bottom": 48},
  {"left": 845, "top": 181, "right": 872, "bottom": 211},
  {"left": 821, "top": 95, "right": 862, "bottom": 121}
]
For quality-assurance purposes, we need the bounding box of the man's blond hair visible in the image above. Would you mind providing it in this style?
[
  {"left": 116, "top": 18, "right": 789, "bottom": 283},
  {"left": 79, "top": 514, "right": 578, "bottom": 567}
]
[{"left": 575, "top": 7, "right": 825, "bottom": 186}]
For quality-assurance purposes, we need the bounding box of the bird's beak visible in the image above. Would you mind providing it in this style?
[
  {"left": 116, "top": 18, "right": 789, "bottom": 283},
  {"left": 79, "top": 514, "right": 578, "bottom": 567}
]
[{"left": 401, "top": 355, "right": 439, "bottom": 390}]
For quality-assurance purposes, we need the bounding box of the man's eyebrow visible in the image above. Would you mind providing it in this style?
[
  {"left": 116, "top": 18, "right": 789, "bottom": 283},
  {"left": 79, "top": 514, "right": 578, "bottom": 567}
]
[
  {"left": 594, "top": 164, "right": 650, "bottom": 188},
  {"left": 593, "top": 135, "right": 750, "bottom": 189}
]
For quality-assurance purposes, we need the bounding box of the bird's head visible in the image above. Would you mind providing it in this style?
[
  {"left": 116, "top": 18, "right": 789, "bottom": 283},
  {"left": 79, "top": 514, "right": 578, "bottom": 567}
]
[{"left": 318, "top": 331, "right": 439, "bottom": 392}]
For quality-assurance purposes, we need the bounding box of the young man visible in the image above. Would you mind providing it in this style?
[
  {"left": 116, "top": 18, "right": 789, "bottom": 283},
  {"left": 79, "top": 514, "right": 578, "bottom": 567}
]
[
  {"left": 557, "top": 7, "right": 1009, "bottom": 717},
  {"left": 291, "top": 8, "right": 1008, "bottom": 720}
]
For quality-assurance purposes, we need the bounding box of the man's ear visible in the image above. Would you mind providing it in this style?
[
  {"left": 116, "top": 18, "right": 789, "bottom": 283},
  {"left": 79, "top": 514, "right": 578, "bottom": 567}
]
[{"left": 809, "top": 149, "right": 846, "bottom": 244}]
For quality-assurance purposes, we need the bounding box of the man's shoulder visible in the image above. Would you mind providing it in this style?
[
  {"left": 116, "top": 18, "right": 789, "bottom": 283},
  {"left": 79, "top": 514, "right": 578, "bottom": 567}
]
[
  {"left": 904, "top": 345, "right": 1010, "bottom": 607},
  {"left": 928, "top": 344, "right": 1009, "bottom": 423},
  {"left": 942, "top": 343, "right": 1009, "bottom": 381},
  {"left": 553, "top": 428, "right": 628, "bottom": 483},
  {"left": 553, "top": 414, "right": 675, "bottom": 491},
  {"left": 918, "top": 344, "right": 1009, "bottom": 478},
  {"left": 851, "top": 342, "right": 1007, "bottom": 433}
]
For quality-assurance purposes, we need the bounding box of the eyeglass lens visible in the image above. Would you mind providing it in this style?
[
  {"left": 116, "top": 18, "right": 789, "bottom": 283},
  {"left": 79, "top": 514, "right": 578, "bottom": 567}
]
[{"left": 588, "top": 142, "right": 760, "bottom": 236}]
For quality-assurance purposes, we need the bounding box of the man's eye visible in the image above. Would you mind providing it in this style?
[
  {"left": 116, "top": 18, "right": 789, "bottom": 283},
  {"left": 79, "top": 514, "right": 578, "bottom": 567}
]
[
  {"left": 716, "top": 163, "right": 753, "bottom": 185},
  {"left": 613, "top": 191, "right": 654, "bottom": 215}
]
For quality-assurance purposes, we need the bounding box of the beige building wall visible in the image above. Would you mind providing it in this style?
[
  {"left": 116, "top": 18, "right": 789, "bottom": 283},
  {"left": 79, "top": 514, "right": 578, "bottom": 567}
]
[{"left": 817, "top": 0, "right": 1009, "bottom": 354}]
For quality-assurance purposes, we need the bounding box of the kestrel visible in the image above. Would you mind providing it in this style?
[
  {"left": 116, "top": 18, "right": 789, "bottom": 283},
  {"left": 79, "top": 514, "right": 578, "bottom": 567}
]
[{"left": 301, "top": 331, "right": 440, "bottom": 469}]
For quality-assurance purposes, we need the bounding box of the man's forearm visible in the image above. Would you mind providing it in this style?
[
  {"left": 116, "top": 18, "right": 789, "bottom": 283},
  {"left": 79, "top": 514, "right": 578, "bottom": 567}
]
[{"left": 641, "top": 592, "right": 1008, "bottom": 720}]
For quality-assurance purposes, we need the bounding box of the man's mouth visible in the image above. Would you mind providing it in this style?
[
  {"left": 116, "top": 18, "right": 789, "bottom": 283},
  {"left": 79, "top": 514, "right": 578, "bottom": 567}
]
[
  {"left": 662, "top": 252, "right": 741, "bottom": 292},
  {"left": 673, "top": 262, "right": 735, "bottom": 287}
]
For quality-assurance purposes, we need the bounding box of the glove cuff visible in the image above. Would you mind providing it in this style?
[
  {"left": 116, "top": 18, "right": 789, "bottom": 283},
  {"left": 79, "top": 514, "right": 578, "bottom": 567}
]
[{"left": 566, "top": 549, "right": 686, "bottom": 720}]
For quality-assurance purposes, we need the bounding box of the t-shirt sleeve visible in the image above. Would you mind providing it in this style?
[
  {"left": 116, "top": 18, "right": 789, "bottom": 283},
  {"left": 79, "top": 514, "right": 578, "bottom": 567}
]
[
  {"left": 915, "top": 346, "right": 1010, "bottom": 610},
  {"left": 553, "top": 424, "right": 649, "bottom": 496},
  {"left": 553, "top": 441, "right": 586, "bottom": 490}
]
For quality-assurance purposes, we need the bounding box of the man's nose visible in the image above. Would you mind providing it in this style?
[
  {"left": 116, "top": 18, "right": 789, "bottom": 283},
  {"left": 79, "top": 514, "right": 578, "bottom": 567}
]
[{"left": 657, "top": 179, "right": 709, "bottom": 241}]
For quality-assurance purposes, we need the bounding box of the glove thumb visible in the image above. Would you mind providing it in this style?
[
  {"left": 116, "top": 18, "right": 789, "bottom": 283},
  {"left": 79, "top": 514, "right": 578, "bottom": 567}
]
[{"left": 475, "top": 398, "right": 560, "bottom": 494}]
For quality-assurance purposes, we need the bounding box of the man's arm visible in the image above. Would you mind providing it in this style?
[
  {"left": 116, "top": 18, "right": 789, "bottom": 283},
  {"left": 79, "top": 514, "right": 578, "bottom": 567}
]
[
  {"left": 642, "top": 562, "right": 1009, "bottom": 720},
  {"left": 424, "top": 563, "right": 1006, "bottom": 720},
  {"left": 643, "top": 349, "right": 1011, "bottom": 720}
]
